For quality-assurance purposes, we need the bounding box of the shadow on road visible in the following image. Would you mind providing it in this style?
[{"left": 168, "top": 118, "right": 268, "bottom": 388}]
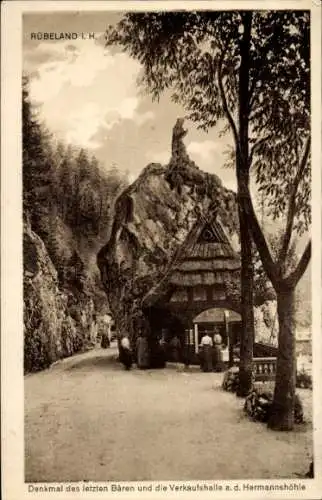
[{"left": 66, "top": 352, "right": 122, "bottom": 372}]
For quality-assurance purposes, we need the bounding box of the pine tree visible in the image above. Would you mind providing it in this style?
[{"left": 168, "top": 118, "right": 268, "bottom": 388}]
[{"left": 22, "top": 76, "right": 51, "bottom": 220}]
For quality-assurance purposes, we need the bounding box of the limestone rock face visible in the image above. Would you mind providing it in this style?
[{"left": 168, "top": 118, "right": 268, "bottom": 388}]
[
  {"left": 254, "top": 300, "right": 278, "bottom": 346},
  {"left": 98, "top": 120, "right": 239, "bottom": 342},
  {"left": 23, "top": 221, "right": 93, "bottom": 372}
]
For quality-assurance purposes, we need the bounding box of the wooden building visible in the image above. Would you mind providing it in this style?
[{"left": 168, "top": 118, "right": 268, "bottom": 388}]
[{"left": 142, "top": 212, "right": 242, "bottom": 361}]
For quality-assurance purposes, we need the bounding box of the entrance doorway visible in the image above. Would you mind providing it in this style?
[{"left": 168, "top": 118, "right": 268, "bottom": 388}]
[{"left": 192, "top": 308, "right": 242, "bottom": 363}]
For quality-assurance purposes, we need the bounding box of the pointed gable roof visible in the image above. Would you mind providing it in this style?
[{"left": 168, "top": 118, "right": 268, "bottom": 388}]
[
  {"left": 142, "top": 211, "right": 240, "bottom": 308},
  {"left": 176, "top": 213, "right": 238, "bottom": 262}
]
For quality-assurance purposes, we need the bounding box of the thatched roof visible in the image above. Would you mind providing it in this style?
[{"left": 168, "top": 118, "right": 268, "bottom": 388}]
[
  {"left": 193, "top": 308, "right": 241, "bottom": 324},
  {"left": 142, "top": 213, "right": 240, "bottom": 307}
]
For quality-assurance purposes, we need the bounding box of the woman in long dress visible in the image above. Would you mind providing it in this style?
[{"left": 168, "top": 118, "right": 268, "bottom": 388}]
[
  {"left": 213, "top": 331, "right": 223, "bottom": 372},
  {"left": 200, "top": 333, "right": 213, "bottom": 372},
  {"left": 170, "top": 336, "right": 181, "bottom": 367}
]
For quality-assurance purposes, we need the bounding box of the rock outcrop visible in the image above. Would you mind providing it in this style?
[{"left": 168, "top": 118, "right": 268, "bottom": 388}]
[
  {"left": 97, "top": 119, "right": 239, "bottom": 343},
  {"left": 23, "top": 220, "right": 96, "bottom": 373},
  {"left": 254, "top": 300, "right": 278, "bottom": 346}
]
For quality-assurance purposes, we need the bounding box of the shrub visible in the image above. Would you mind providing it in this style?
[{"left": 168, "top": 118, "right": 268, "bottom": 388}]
[
  {"left": 305, "top": 460, "right": 314, "bottom": 478},
  {"left": 296, "top": 370, "right": 312, "bottom": 389},
  {"left": 222, "top": 366, "right": 240, "bottom": 393},
  {"left": 222, "top": 366, "right": 255, "bottom": 393},
  {"left": 244, "top": 384, "right": 304, "bottom": 424}
]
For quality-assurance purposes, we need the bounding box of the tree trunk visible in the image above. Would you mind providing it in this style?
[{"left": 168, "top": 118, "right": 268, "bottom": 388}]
[
  {"left": 235, "top": 11, "right": 255, "bottom": 397},
  {"left": 268, "top": 286, "right": 296, "bottom": 430},
  {"left": 236, "top": 201, "right": 255, "bottom": 396}
]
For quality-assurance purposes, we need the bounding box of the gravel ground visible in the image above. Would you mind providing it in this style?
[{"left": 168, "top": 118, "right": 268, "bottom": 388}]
[{"left": 25, "top": 346, "right": 313, "bottom": 482}]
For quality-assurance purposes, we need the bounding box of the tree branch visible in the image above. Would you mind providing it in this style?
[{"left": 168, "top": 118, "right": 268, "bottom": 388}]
[
  {"left": 277, "top": 136, "right": 311, "bottom": 267},
  {"left": 218, "top": 51, "right": 240, "bottom": 155},
  {"left": 248, "top": 78, "right": 256, "bottom": 106},
  {"left": 249, "top": 134, "right": 273, "bottom": 167},
  {"left": 248, "top": 74, "right": 260, "bottom": 111},
  {"left": 284, "top": 240, "right": 311, "bottom": 288},
  {"left": 239, "top": 180, "right": 278, "bottom": 287}
]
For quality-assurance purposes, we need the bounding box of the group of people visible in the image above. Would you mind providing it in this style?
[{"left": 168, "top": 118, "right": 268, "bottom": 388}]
[
  {"left": 118, "top": 333, "right": 182, "bottom": 371},
  {"left": 118, "top": 333, "right": 150, "bottom": 370},
  {"left": 118, "top": 330, "right": 224, "bottom": 372},
  {"left": 199, "top": 331, "right": 223, "bottom": 372}
]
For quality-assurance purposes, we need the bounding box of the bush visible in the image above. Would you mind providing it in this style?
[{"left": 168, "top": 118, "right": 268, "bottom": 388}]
[
  {"left": 296, "top": 370, "right": 312, "bottom": 389},
  {"left": 222, "top": 366, "right": 255, "bottom": 393},
  {"left": 222, "top": 367, "right": 240, "bottom": 393},
  {"left": 244, "top": 384, "right": 304, "bottom": 424},
  {"left": 305, "top": 460, "right": 314, "bottom": 478}
]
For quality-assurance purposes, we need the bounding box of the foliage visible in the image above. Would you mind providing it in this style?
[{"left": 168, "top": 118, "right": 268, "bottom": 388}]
[
  {"left": 106, "top": 11, "right": 310, "bottom": 231},
  {"left": 23, "top": 76, "right": 129, "bottom": 245},
  {"left": 296, "top": 370, "right": 312, "bottom": 390},
  {"left": 244, "top": 384, "right": 304, "bottom": 424},
  {"left": 106, "top": 9, "right": 311, "bottom": 425},
  {"left": 252, "top": 230, "right": 298, "bottom": 302},
  {"left": 222, "top": 366, "right": 240, "bottom": 393},
  {"left": 22, "top": 76, "right": 54, "bottom": 217},
  {"left": 23, "top": 76, "right": 128, "bottom": 288},
  {"left": 106, "top": 11, "right": 311, "bottom": 279},
  {"left": 306, "top": 461, "right": 314, "bottom": 478},
  {"left": 22, "top": 77, "right": 129, "bottom": 372}
]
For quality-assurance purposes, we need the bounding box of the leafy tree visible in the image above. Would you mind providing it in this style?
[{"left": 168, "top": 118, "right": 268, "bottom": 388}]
[
  {"left": 252, "top": 231, "right": 302, "bottom": 308},
  {"left": 106, "top": 10, "right": 311, "bottom": 429},
  {"left": 105, "top": 11, "right": 256, "bottom": 395}
]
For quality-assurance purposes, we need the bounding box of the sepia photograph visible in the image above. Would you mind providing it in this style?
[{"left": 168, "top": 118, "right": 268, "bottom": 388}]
[{"left": 2, "top": 1, "right": 322, "bottom": 498}]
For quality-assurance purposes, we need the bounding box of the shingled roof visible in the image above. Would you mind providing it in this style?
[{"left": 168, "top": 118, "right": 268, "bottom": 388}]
[{"left": 142, "top": 212, "right": 240, "bottom": 307}]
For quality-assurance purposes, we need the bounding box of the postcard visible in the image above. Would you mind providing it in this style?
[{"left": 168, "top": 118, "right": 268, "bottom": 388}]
[{"left": 1, "top": 1, "right": 321, "bottom": 499}]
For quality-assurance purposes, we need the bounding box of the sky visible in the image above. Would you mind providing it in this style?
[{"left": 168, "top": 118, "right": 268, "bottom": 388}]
[{"left": 23, "top": 12, "right": 236, "bottom": 189}]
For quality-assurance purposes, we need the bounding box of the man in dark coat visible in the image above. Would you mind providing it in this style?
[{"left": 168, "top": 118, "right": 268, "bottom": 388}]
[{"left": 136, "top": 333, "right": 150, "bottom": 369}]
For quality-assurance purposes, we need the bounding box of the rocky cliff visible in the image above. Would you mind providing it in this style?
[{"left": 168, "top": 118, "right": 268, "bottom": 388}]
[
  {"left": 97, "top": 119, "right": 239, "bottom": 341},
  {"left": 23, "top": 220, "right": 97, "bottom": 373}
]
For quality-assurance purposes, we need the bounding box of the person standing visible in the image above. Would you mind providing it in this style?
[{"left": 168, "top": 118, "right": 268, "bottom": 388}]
[
  {"left": 158, "top": 336, "right": 167, "bottom": 368},
  {"left": 213, "top": 330, "right": 223, "bottom": 372},
  {"left": 170, "top": 335, "right": 181, "bottom": 368},
  {"left": 120, "top": 335, "right": 132, "bottom": 370},
  {"left": 101, "top": 331, "right": 110, "bottom": 348},
  {"left": 200, "top": 333, "right": 213, "bottom": 372},
  {"left": 90, "top": 314, "right": 98, "bottom": 344},
  {"left": 136, "top": 333, "right": 150, "bottom": 369},
  {"left": 100, "top": 315, "right": 111, "bottom": 348}
]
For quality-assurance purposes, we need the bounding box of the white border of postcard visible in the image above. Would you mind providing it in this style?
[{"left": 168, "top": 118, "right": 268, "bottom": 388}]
[{"left": 1, "top": 1, "right": 321, "bottom": 499}]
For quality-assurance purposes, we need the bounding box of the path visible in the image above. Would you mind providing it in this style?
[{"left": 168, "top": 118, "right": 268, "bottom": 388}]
[{"left": 25, "top": 346, "right": 312, "bottom": 482}]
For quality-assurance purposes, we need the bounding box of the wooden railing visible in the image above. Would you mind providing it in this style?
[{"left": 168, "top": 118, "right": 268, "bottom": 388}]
[
  {"left": 252, "top": 357, "right": 277, "bottom": 382},
  {"left": 233, "top": 356, "right": 277, "bottom": 382}
]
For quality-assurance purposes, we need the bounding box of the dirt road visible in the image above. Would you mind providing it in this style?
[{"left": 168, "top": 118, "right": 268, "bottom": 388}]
[{"left": 25, "top": 346, "right": 312, "bottom": 482}]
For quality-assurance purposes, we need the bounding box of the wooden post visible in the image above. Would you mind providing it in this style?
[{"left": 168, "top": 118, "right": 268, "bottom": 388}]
[
  {"left": 224, "top": 311, "right": 233, "bottom": 368},
  {"left": 194, "top": 323, "right": 199, "bottom": 354},
  {"left": 228, "top": 327, "right": 234, "bottom": 368}
]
